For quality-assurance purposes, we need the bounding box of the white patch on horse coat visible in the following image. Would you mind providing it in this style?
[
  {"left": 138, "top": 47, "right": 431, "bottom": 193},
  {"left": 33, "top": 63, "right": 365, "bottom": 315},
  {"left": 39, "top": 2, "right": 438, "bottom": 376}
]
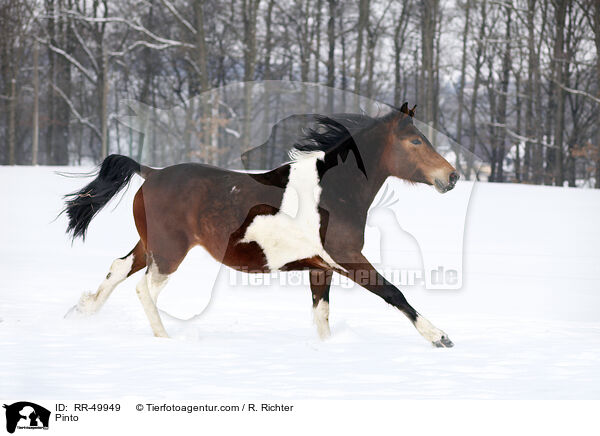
[
  {"left": 313, "top": 299, "right": 331, "bottom": 339},
  {"left": 76, "top": 253, "right": 134, "bottom": 315},
  {"left": 241, "top": 151, "right": 343, "bottom": 271},
  {"left": 414, "top": 314, "right": 446, "bottom": 343}
]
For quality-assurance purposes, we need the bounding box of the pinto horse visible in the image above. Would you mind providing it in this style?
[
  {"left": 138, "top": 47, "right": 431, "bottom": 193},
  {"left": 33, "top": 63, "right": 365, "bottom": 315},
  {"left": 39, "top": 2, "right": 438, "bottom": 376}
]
[{"left": 63, "top": 102, "right": 458, "bottom": 347}]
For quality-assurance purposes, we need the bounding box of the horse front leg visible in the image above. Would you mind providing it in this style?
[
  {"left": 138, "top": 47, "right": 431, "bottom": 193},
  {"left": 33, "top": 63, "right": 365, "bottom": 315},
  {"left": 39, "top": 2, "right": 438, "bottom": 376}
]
[
  {"left": 336, "top": 253, "right": 453, "bottom": 348},
  {"left": 309, "top": 269, "right": 333, "bottom": 339}
]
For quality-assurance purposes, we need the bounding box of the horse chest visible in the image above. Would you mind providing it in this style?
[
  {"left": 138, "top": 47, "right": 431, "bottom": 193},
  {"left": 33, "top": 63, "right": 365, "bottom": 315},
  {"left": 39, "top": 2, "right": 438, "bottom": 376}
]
[{"left": 241, "top": 154, "right": 337, "bottom": 271}]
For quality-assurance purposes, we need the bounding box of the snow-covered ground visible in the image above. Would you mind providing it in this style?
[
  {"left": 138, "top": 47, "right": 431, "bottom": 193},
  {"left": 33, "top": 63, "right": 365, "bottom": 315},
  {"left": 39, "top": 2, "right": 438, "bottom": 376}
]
[{"left": 1, "top": 166, "right": 599, "bottom": 400}]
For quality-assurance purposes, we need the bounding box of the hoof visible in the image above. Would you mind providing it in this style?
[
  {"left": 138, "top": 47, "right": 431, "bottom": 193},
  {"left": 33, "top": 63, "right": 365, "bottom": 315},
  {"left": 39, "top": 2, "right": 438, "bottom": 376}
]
[
  {"left": 432, "top": 336, "right": 454, "bottom": 348},
  {"left": 64, "top": 292, "right": 99, "bottom": 319},
  {"left": 64, "top": 304, "right": 84, "bottom": 319},
  {"left": 317, "top": 326, "right": 331, "bottom": 340}
]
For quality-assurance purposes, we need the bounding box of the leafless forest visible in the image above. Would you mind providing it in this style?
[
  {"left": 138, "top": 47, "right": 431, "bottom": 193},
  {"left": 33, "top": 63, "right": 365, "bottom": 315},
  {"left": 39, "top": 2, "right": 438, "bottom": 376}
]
[{"left": 1, "top": 0, "right": 599, "bottom": 187}]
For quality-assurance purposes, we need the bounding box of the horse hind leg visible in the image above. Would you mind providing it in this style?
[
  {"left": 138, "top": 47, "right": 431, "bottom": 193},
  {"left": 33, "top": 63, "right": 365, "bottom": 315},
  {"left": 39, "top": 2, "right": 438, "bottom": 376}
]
[
  {"left": 135, "top": 253, "right": 184, "bottom": 338},
  {"left": 66, "top": 241, "right": 146, "bottom": 317}
]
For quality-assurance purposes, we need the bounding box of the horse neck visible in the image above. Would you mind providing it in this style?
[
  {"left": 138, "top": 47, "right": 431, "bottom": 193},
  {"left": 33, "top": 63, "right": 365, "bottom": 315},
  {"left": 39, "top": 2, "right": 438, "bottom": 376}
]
[
  {"left": 354, "top": 124, "right": 391, "bottom": 197},
  {"left": 319, "top": 130, "right": 390, "bottom": 220}
]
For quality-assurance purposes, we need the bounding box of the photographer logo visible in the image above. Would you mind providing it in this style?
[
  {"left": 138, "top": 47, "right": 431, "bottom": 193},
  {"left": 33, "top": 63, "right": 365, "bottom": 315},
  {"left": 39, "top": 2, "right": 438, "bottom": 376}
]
[{"left": 3, "top": 402, "right": 50, "bottom": 434}]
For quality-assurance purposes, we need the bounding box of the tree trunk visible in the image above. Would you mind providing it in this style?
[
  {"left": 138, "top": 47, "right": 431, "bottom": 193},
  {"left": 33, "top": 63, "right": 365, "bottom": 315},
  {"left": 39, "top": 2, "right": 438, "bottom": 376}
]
[
  {"left": 242, "top": 0, "right": 260, "bottom": 148},
  {"left": 545, "top": 0, "right": 566, "bottom": 185},
  {"left": 194, "top": 0, "right": 209, "bottom": 93},
  {"left": 339, "top": 11, "right": 347, "bottom": 108},
  {"left": 553, "top": 0, "right": 566, "bottom": 186},
  {"left": 100, "top": 48, "right": 109, "bottom": 159},
  {"left": 393, "top": 2, "right": 410, "bottom": 106},
  {"left": 262, "top": 0, "right": 275, "bottom": 167},
  {"left": 354, "top": 0, "right": 369, "bottom": 95},
  {"left": 524, "top": 0, "right": 537, "bottom": 183},
  {"left": 32, "top": 39, "right": 39, "bottom": 165},
  {"left": 46, "top": 0, "right": 56, "bottom": 164},
  {"left": 365, "top": 28, "right": 376, "bottom": 99},
  {"left": 264, "top": 0, "right": 275, "bottom": 81},
  {"left": 532, "top": 1, "right": 548, "bottom": 185},
  {"left": 514, "top": 71, "right": 522, "bottom": 182},
  {"left": 313, "top": 0, "right": 322, "bottom": 107},
  {"left": 420, "top": 0, "right": 439, "bottom": 137},
  {"left": 594, "top": 0, "right": 600, "bottom": 188},
  {"left": 486, "top": 62, "right": 498, "bottom": 182},
  {"left": 453, "top": 0, "right": 471, "bottom": 173},
  {"left": 137, "top": 61, "right": 152, "bottom": 162},
  {"left": 466, "top": 0, "right": 487, "bottom": 179},
  {"left": 420, "top": 0, "right": 433, "bottom": 127},
  {"left": 298, "top": 0, "right": 311, "bottom": 106},
  {"left": 326, "top": 0, "right": 336, "bottom": 111},
  {"left": 495, "top": 5, "right": 512, "bottom": 183},
  {"left": 8, "top": 75, "right": 16, "bottom": 165},
  {"left": 193, "top": 0, "right": 212, "bottom": 161},
  {"left": 563, "top": 0, "right": 575, "bottom": 187},
  {"left": 432, "top": 6, "right": 441, "bottom": 133},
  {"left": 53, "top": 0, "right": 71, "bottom": 165},
  {"left": 456, "top": 0, "right": 471, "bottom": 146}
]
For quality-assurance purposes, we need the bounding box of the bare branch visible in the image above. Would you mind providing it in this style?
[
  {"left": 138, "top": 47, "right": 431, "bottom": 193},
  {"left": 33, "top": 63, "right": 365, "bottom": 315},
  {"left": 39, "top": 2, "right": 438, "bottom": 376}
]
[
  {"left": 63, "top": 10, "right": 194, "bottom": 49},
  {"left": 109, "top": 40, "right": 188, "bottom": 57},
  {"left": 158, "top": 0, "right": 197, "bottom": 35},
  {"left": 488, "top": 1, "right": 529, "bottom": 13},
  {"left": 50, "top": 83, "right": 102, "bottom": 140},
  {"left": 552, "top": 80, "right": 600, "bottom": 104},
  {"left": 70, "top": 21, "right": 100, "bottom": 73},
  {"left": 487, "top": 121, "right": 556, "bottom": 148},
  {"left": 40, "top": 38, "right": 96, "bottom": 83}
]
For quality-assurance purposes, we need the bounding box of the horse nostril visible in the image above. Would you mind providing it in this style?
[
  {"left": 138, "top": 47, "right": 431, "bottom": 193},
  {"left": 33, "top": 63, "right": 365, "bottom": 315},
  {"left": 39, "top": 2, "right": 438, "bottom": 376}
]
[{"left": 449, "top": 171, "right": 459, "bottom": 185}]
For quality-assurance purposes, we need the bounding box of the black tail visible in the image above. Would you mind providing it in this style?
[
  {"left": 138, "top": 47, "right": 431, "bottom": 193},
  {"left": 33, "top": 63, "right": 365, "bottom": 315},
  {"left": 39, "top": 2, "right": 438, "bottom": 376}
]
[{"left": 63, "top": 154, "right": 142, "bottom": 240}]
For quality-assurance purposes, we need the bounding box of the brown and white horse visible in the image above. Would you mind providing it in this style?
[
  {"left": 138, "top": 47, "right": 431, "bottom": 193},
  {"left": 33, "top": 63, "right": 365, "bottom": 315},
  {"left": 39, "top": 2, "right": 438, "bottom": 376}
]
[{"left": 64, "top": 102, "right": 458, "bottom": 347}]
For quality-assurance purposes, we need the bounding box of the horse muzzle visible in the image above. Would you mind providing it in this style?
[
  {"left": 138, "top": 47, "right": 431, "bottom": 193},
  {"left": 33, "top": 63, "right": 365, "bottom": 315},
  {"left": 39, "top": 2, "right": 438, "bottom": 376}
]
[{"left": 434, "top": 171, "right": 459, "bottom": 193}]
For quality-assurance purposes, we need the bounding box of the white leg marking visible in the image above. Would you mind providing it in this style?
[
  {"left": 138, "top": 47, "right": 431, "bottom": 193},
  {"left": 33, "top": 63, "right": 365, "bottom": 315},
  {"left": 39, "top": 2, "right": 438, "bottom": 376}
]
[
  {"left": 147, "top": 262, "right": 169, "bottom": 304},
  {"left": 136, "top": 263, "right": 169, "bottom": 338},
  {"left": 414, "top": 314, "right": 447, "bottom": 344},
  {"left": 76, "top": 254, "right": 134, "bottom": 315},
  {"left": 241, "top": 151, "right": 345, "bottom": 271},
  {"left": 313, "top": 299, "right": 331, "bottom": 340}
]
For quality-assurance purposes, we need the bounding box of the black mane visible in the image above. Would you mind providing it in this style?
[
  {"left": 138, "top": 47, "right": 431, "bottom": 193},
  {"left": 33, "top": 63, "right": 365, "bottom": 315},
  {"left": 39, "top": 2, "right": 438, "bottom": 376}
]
[{"left": 293, "top": 113, "right": 388, "bottom": 178}]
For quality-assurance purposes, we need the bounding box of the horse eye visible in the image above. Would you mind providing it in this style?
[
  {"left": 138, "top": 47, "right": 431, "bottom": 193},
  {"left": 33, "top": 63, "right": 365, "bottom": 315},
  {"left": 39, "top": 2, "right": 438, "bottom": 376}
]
[{"left": 411, "top": 139, "right": 422, "bottom": 145}]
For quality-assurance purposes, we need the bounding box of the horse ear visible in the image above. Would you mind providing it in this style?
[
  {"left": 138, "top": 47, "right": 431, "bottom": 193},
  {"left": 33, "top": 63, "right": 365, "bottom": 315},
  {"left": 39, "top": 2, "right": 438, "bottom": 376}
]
[
  {"left": 399, "top": 102, "right": 409, "bottom": 115},
  {"left": 410, "top": 104, "right": 417, "bottom": 117}
]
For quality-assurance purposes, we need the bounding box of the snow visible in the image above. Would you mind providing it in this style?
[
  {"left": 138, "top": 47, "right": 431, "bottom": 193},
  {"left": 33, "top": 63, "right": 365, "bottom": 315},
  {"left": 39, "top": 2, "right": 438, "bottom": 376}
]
[{"left": 1, "top": 166, "right": 599, "bottom": 400}]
